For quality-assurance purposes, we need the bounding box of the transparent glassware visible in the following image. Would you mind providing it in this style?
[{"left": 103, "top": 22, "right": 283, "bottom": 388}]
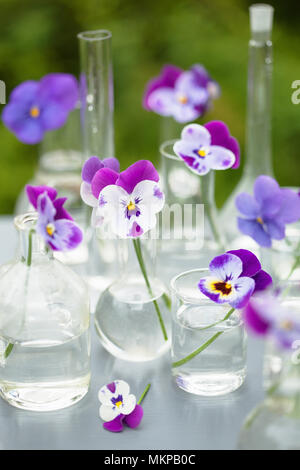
[
  {"left": 171, "top": 269, "right": 247, "bottom": 396},
  {"left": 260, "top": 238, "right": 300, "bottom": 283},
  {"left": 159, "top": 140, "right": 225, "bottom": 283},
  {"left": 238, "top": 350, "right": 300, "bottom": 450},
  {"left": 220, "top": 4, "right": 274, "bottom": 249},
  {"left": 78, "top": 29, "right": 117, "bottom": 303},
  {"left": 94, "top": 236, "right": 171, "bottom": 362},
  {"left": 0, "top": 213, "right": 90, "bottom": 411}
]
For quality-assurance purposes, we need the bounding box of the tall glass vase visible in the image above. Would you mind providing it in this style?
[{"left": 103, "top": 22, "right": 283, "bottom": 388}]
[
  {"left": 0, "top": 213, "right": 90, "bottom": 411},
  {"left": 220, "top": 4, "right": 274, "bottom": 249},
  {"left": 78, "top": 29, "right": 117, "bottom": 308},
  {"left": 94, "top": 236, "right": 171, "bottom": 362},
  {"left": 159, "top": 140, "right": 224, "bottom": 283}
]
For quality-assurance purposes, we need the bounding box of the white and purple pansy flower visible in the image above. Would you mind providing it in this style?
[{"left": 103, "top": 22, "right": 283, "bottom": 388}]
[
  {"left": 98, "top": 380, "right": 143, "bottom": 433},
  {"left": 143, "top": 64, "right": 220, "bottom": 123},
  {"left": 83, "top": 159, "right": 165, "bottom": 238},
  {"left": 236, "top": 175, "right": 300, "bottom": 248},
  {"left": 173, "top": 121, "right": 240, "bottom": 176},
  {"left": 2, "top": 73, "right": 79, "bottom": 144},
  {"left": 198, "top": 249, "right": 272, "bottom": 309},
  {"left": 26, "top": 185, "right": 82, "bottom": 251},
  {"left": 244, "top": 290, "right": 300, "bottom": 350}
]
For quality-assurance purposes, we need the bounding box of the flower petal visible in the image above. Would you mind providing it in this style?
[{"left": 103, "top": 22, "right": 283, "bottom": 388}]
[
  {"left": 102, "top": 157, "right": 120, "bottom": 173},
  {"left": 264, "top": 219, "right": 286, "bottom": 240},
  {"left": 103, "top": 415, "right": 124, "bottom": 433},
  {"left": 243, "top": 300, "right": 271, "bottom": 335},
  {"left": 230, "top": 277, "right": 255, "bottom": 308},
  {"left": 40, "top": 103, "right": 69, "bottom": 131},
  {"left": 175, "top": 71, "right": 209, "bottom": 105},
  {"left": 91, "top": 168, "right": 119, "bottom": 199},
  {"left": 53, "top": 197, "right": 73, "bottom": 221},
  {"left": 82, "top": 156, "right": 104, "bottom": 183},
  {"left": 26, "top": 185, "right": 57, "bottom": 209},
  {"left": 254, "top": 175, "right": 282, "bottom": 218},
  {"left": 13, "top": 118, "right": 44, "bottom": 145},
  {"left": 123, "top": 405, "right": 143, "bottom": 429},
  {"left": 114, "top": 380, "right": 131, "bottom": 398},
  {"left": 146, "top": 87, "right": 176, "bottom": 116},
  {"left": 180, "top": 123, "right": 211, "bottom": 147},
  {"left": 204, "top": 120, "right": 240, "bottom": 168},
  {"left": 237, "top": 217, "right": 272, "bottom": 247},
  {"left": 171, "top": 103, "right": 201, "bottom": 123},
  {"left": 9, "top": 80, "right": 39, "bottom": 103},
  {"left": 120, "top": 394, "right": 136, "bottom": 416},
  {"left": 38, "top": 73, "right": 79, "bottom": 111},
  {"left": 252, "top": 270, "right": 273, "bottom": 293},
  {"left": 227, "top": 249, "right": 261, "bottom": 278},
  {"left": 80, "top": 181, "right": 98, "bottom": 207},
  {"left": 275, "top": 188, "right": 300, "bottom": 224},
  {"left": 209, "top": 253, "right": 243, "bottom": 282},
  {"left": 235, "top": 193, "right": 260, "bottom": 219},
  {"left": 209, "top": 145, "right": 236, "bottom": 170},
  {"left": 116, "top": 160, "right": 159, "bottom": 194},
  {"left": 99, "top": 404, "right": 120, "bottom": 422},
  {"left": 50, "top": 219, "right": 83, "bottom": 251},
  {"left": 198, "top": 277, "right": 236, "bottom": 304},
  {"left": 143, "top": 64, "right": 183, "bottom": 110}
]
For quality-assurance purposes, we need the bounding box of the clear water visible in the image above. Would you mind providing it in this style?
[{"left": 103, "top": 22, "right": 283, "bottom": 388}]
[
  {"left": 0, "top": 329, "right": 90, "bottom": 411},
  {"left": 95, "top": 279, "right": 171, "bottom": 362},
  {"left": 172, "top": 303, "right": 247, "bottom": 396}
]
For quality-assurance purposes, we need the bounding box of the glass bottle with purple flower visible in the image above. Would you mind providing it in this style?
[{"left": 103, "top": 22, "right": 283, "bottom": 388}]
[
  {"left": 238, "top": 287, "right": 300, "bottom": 450},
  {"left": 0, "top": 186, "right": 90, "bottom": 411},
  {"left": 81, "top": 159, "right": 171, "bottom": 362}
]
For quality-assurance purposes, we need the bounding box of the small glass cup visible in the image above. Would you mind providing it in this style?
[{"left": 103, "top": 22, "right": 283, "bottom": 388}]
[
  {"left": 170, "top": 269, "right": 247, "bottom": 396},
  {"left": 260, "top": 238, "right": 300, "bottom": 283}
]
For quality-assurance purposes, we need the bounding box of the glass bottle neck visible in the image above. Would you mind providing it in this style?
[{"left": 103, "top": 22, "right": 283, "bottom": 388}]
[
  {"left": 118, "top": 237, "right": 156, "bottom": 281},
  {"left": 15, "top": 213, "right": 53, "bottom": 265}
]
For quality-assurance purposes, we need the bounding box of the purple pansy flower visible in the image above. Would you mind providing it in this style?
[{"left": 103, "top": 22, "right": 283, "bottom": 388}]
[
  {"left": 26, "top": 185, "right": 82, "bottom": 251},
  {"left": 198, "top": 249, "right": 272, "bottom": 309},
  {"left": 236, "top": 175, "right": 300, "bottom": 248},
  {"left": 2, "top": 73, "right": 79, "bottom": 144},
  {"left": 82, "top": 160, "right": 165, "bottom": 238},
  {"left": 173, "top": 122, "right": 240, "bottom": 176},
  {"left": 98, "top": 380, "right": 143, "bottom": 433},
  {"left": 143, "top": 64, "right": 220, "bottom": 123},
  {"left": 244, "top": 290, "right": 300, "bottom": 349}
]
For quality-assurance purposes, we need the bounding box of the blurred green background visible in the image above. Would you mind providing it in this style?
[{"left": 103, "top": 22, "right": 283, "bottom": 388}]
[{"left": 0, "top": 0, "right": 299, "bottom": 214}]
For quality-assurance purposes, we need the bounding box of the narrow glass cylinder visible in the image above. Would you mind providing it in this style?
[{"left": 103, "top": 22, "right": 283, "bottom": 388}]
[{"left": 171, "top": 269, "right": 247, "bottom": 396}]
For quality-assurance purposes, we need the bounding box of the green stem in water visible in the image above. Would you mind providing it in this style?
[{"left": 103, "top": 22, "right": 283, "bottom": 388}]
[
  {"left": 172, "top": 307, "right": 235, "bottom": 368},
  {"left": 132, "top": 238, "right": 168, "bottom": 341},
  {"left": 137, "top": 383, "right": 151, "bottom": 405}
]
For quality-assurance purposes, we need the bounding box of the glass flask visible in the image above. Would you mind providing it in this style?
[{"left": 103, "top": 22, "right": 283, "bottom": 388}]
[
  {"left": 94, "top": 236, "right": 171, "bottom": 362},
  {"left": 260, "top": 238, "right": 300, "bottom": 284},
  {"left": 220, "top": 4, "right": 274, "bottom": 249},
  {"left": 171, "top": 269, "right": 247, "bottom": 396},
  {"left": 0, "top": 213, "right": 90, "bottom": 411}
]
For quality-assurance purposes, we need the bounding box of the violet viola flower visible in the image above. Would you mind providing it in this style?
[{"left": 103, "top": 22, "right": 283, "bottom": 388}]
[
  {"left": 173, "top": 122, "right": 240, "bottom": 176},
  {"left": 198, "top": 249, "right": 272, "bottom": 309},
  {"left": 2, "top": 74, "right": 79, "bottom": 144},
  {"left": 236, "top": 175, "right": 300, "bottom": 248},
  {"left": 26, "top": 185, "right": 82, "bottom": 251},
  {"left": 99, "top": 380, "right": 143, "bottom": 433},
  {"left": 143, "top": 64, "right": 220, "bottom": 123},
  {"left": 244, "top": 291, "right": 300, "bottom": 350},
  {"left": 85, "top": 160, "right": 165, "bottom": 238}
]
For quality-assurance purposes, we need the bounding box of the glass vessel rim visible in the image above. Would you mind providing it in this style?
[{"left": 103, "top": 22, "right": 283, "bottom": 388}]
[
  {"left": 77, "top": 29, "right": 112, "bottom": 41},
  {"left": 14, "top": 212, "right": 38, "bottom": 232},
  {"left": 171, "top": 268, "right": 214, "bottom": 304},
  {"left": 160, "top": 139, "right": 180, "bottom": 161}
]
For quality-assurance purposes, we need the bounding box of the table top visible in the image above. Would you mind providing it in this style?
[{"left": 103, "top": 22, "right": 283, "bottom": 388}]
[{"left": 0, "top": 215, "right": 265, "bottom": 450}]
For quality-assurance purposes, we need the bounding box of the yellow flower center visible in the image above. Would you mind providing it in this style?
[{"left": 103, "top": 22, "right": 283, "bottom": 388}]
[
  {"left": 211, "top": 281, "right": 232, "bottom": 297},
  {"left": 115, "top": 401, "right": 122, "bottom": 408},
  {"left": 177, "top": 94, "right": 188, "bottom": 104},
  {"left": 197, "top": 149, "right": 206, "bottom": 158},
  {"left": 257, "top": 217, "right": 263, "bottom": 225},
  {"left": 46, "top": 223, "right": 55, "bottom": 237},
  {"left": 30, "top": 106, "right": 40, "bottom": 118},
  {"left": 127, "top": 201, "right": 135, "bottom": 211},
  {"left": 280, "top": 320, "right": 293, "bottom": 331}
]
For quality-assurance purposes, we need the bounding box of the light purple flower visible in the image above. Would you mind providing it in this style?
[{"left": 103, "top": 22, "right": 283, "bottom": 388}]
[
  {"left": 198, "top": 249, "right": 272, "bottom": 309},
  {"left": 143, "top": 64, "right": 220, "bottom": 123},
  {"left": 173, "top": 122, "right": 239, "bottom": 176},
  {"left": 236, "top": 175, "right": 300, "bottom": 248},
  {"left": 84, "top": 160, "right": 164, "bottom": 238},
  {"left": 98, "top": 380, "right": 143, "bottom": 433},
  {"left": 244, "top": 290, "right": 300, "bottom": 350},
  {"left": 26, "top": 185, "right": 82, "bottom": 252},
  {"left": 2, "top": 74, "right": 78, "bottom": 144}
]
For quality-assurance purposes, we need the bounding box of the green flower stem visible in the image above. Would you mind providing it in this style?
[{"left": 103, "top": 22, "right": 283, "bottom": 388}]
[
  {"left": 132, "top": 238, "right": 168, "bottom": 341},
  {"left": 172, "top": 307, "right": 235, "bottom": 368},
  {"left": 137, "top": 383, "right": 151, "bottom": 405},
  {"left": 4, "top": 342, "right": 14, "bottom": 359}
]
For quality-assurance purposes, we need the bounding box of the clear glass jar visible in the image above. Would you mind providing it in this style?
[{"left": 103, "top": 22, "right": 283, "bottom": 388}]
[
  {"left": 171, "top": 269, "right": 247, "bottom": 396},
  {"left": 94, "top": 236, "right": 171, "bottom": 362},
  {"left": 0, "top": 213, "right": 90, "bottom": 411},
  {"left": 238, "top": 350, "right": 300, "bottom": 450},
  {"left": 159, "top": 140, "right": 225, "bottom": 283},
  {"left": 260, "top": 239, "right": 300, "bottom": 283}
]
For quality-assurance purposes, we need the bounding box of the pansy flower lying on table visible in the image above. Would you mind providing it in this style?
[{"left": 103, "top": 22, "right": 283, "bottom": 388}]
[
  {"left": 2, "top": 73, "right": 79, "bottom": 144},
  {"left": 172, "top": 249, "right": 272, "bottom": 368},
  {"left": 236, "top": 175, "right": 300, "bottom": 248},
  {"left": 244, "top": 289, "right": 300, "bottom": 350},
  {"left": 143, "top": 64, "right": 220, "bottom": 123},
  {"left": 26, "top": 185, "right": 82, "bottom": 254},
  {"left": 99, "top": 380, "right": 150, "bottom": 433}
]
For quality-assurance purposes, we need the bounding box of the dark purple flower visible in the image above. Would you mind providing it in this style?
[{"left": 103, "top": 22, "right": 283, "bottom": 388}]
[
  {"left": 173, "top": 122, "right": 240, "bottom": 175},
  {"left": 143, "top": 64, "right": 220, "bottom": 123},
  {"left": 199, "top": 249, "right": 272, "bottom": 309},
  {"left": 236, "top": 175, "right": 300, "bottom": 248},
  {"left": 2, "top": 74, "right": 79, "bottom": 144},
  {"left": 26, "top": 184, "right": 82, "bottom": 251}
]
